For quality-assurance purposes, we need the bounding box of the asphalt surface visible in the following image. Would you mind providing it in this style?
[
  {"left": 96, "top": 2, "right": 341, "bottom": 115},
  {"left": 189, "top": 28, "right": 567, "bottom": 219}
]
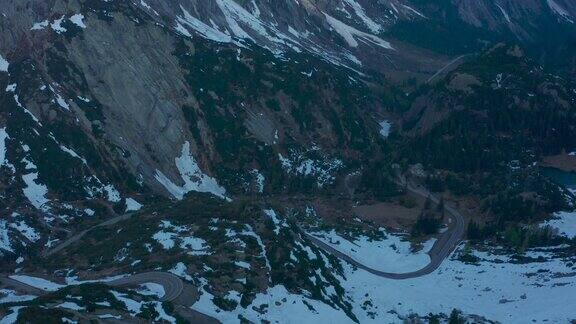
[
  {"left": 0, "top": 272, "right": 184, "bottom": 302},
  {"left": 43, "top": 213, "right": 135, "bottom": 257},
  {"left": 108, "top": 272, "right": 184, "bottom": 302},
  {"left": 426, "top": 54, "right": 473, "bottom": 84},
  {"left": 303, "top": 181, "right": 466, "bottom": 279},
  {"left": 5, "top": 211, "right": 217, "bottom": 321},
  {"left": 0, "top": 275, "right": 49, "bottom": 296}
]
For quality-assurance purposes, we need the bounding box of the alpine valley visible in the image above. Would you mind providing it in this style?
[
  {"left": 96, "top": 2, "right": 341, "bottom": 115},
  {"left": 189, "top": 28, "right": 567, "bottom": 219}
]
[{"left": 0, "top": 0, "right": 575, "bottom": 323}]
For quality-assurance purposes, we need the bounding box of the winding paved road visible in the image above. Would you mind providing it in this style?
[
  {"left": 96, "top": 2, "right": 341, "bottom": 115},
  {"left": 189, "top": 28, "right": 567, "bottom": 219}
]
[
  {"left": 1, "top": 272, "right": 183, "bottom": 302},
  {"left": 303, "top": 180, "right": 466, "bottom": 279},
  {"left": 43, "top": 213, "right": 135, "bottom": 257},
  {"left": 426, "top": 54, "right": 473, "bottom": 84}
]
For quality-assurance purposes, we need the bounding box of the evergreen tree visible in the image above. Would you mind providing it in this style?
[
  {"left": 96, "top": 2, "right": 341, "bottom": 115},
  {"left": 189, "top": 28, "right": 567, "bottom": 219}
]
[{"left": 448, "top": 309, "right": 464, "bottom": 324}]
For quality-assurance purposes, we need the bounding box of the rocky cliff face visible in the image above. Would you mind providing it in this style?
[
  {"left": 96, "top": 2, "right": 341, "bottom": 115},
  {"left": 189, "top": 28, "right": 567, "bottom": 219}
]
[
  {"left": 1, "top": 1, "right": 576, "bottom": 323},
  {"left": 1, "top": 0, "right": 575, "bottom": 260}
]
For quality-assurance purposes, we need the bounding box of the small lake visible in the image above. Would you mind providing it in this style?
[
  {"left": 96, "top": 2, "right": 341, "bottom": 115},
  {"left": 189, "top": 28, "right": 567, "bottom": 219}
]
[{"left": 541, "top": 167, "right": 576, "bottom": 190}]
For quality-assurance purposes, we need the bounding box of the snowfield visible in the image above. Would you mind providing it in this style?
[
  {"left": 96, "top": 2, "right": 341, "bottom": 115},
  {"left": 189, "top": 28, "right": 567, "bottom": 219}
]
[
  {"left": 541, "top": 211, "right": 576, "bottom": 238},
  {"left": 9, "top": 275, "right": 64, "bottom": 291},
  {"left": 155, "top": 141, "right": 228, "bottom": 200},
  {"left": 309, "top": 229, "right": 434, "bottom": 273},
  {"left": 192, "top": 243, "right": 576, "bottom": 323}
]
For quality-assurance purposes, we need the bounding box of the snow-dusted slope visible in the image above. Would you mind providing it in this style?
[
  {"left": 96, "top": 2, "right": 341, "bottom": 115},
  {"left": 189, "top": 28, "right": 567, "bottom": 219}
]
[{"left": 136, "top": 0, "right": 425, "bottom": 71}]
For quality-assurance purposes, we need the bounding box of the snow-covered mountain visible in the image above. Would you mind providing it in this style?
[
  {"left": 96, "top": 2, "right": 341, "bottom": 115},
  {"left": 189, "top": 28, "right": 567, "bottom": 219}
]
[{"left": 1, "top": 0, "right": 576, "bottom": 323}]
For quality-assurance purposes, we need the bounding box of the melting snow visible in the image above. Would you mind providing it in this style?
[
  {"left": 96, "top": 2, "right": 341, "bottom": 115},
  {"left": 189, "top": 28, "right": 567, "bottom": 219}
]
[
  {"left": 59, "top": 145, "right": 87, "bottom": 165},
  {"left": 342, "top": 0, "right": 382, "bottom": 33},
  {"left": 22, "top": 167, "right": 50, "bottom": 211},
  {"left": 125, "top": 198, "right": 142, "bottom": 211},
  {"left": 169, "top": 262, "right": 193, "bottom": 281},
  {"left": 234, "top": 261, "right": 251, "bottom": 270},
  {"left": 111, "top": 291, "right": 142, "bottom": 315},
  {"left": 379, "top": 120, "right": 392, "bottom": 138},
  {"left": 111, "top": 291, "right": 176, "bottom": 323},
  {"left": 180, "top": 236, "right": 208, "bottom": 255},
  {"left": 310, "top": 229, "right": 433, "bottom": 273},
  {"left": 152, "top": 230, "right": 176, "bottom": 249},
  {"left": 69, "top": 14, "right": 86, "bottom": 28},
  {"left": 193, "top": 242, "right": 576, "bottom": 323},
  {"left": 496, "top": 4, "right": 512, "bottom": 23},
  {"left": 264, "top": 209, "right": 284, "bottom": 235},
  {"left": 0, "top": 127, "right": 9, "bottom": 166},
  {"left": 0, "top": 54, "right": 8, "bottom": 72},
  {"left": 137, "top": 283, "right": 166, "bottom": 299},
  {"left": 341, "top": 245, "right": 576, "bottom": 323},
  {"left": 155, "top": 141, "right": 228, "bottom": 200},
  {"left": 541, "top": 211, "right": 576, "bottom": 238},
  {"left": 9, "top": 275, "right": 64, "bottom": 291},
  {"left": 103, "top": 184, "right": 121, "bottom": 203},
  {"left": 51, "top": 16, "right": 67, "bottom": 33},
  {"left": 278, "top": 150, "right": 343, "bottom": 187},
  {"left": 9, "top": 220, "right": 40, "bottom": 242},
  {"left": 0, "top": 289, "right": 36, "bottom": 303},
  {"left": 0, "top": 306, "right": 23, "bottom": 324},
  {"left": 31, "top": 20, "right": 49, "bottom": 30},
  {"left": 57, "top": 301, "right": 85, "bottom": 311},
  {"left": 251, "top": 169, "right": 265, "bottom": 193},
  {"left": 547, "top": 0, "right": 574, "bottom": 23},
  {"left": 324, "top": 13, "right": 393, "bottom": 49},
  {"left": 193, "top": 284, "right": 351, "bottom": 323},
  {"left": 0, "top": 220, "right": 13, "bottom": 253},
  {"left": 177, "top": 6, "right": 232, "bottom": 43},
  {"left": 401, "top": 4, "right": 427, "bottom": 18}
]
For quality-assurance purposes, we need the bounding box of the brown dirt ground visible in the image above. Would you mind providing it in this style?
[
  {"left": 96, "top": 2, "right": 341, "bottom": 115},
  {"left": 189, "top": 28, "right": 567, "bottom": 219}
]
[
  {"left": 353, "top": 193, "right": 426, "bottom": 231},
  {"left": 541, "top": 153, "right": 576, "bottom": 172}
]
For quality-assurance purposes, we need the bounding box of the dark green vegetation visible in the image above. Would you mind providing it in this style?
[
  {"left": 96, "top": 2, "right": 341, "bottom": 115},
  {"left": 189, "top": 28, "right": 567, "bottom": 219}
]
[
  {"left": 412, "top": 197, "right": 444, "bottom": 237},
  {"left": 391, "top": 44, "right": 576, "bottom": 249},
  {"left": 388, "top": 1, "right": 499, "bottom": 55},
  {"left": 171, "top": 35, "right": 399, "bottom": 195},
  {"left": 0, "top": 283, "right": 182, "bottom": 323},
  {"left": 36, "top": 193, "right": 361, "bottom": 321},
  {"left": 389, "top": 0, "right": 576, "bottom": 77}
]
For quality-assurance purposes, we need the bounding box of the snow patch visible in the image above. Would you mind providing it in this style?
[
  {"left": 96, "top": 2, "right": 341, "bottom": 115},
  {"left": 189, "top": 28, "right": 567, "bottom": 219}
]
[
  {"left": 22, "top": 169, "right": 50, "bottom": 211},
  {"left": 152, "top": 231, "right": 176, "bottom": 250},
  {"left": 342, "top": 0, "right": 382, "bottom": 33},
  {"left": 103, "top": 184, "right": 121, "bottom": 203},
  {"left": 31, "top": 20, "right": 49, "bottom": 30},
  {"left": 541, "top": 211, "right": 576, "bottom": 238},
  {"left": 155, "top": 141, "right": 228, "bottom": 200},
  {"left": 0, "top": 127, "right": 9, "bottom": 166},
  {"left": 0, "top": 289, "right": 36, "bottom": 304},
  {"left": 324, "top": 13, "right": 393, "bottom": 49},
  {"left": 137, "top": 283, "right": 165, "bottom": 299},
  {"left": 0, "top": 54, "right": 8, "bottom": 72},
  {"left": 9, "top": 275, "right": 64, "bottom": 291},
  {"left": 125, "top": 198, "right": 142, "bottom": 211},
  {"left": 177, "top": 6, "right": 232, "bottom": 43},
  {"left": 59, "top": 145, "right": 87, "bottom": 165},
  {"left": 69, "top": 14, "right": 86, "bottom": 28},
  {"left": 57, "top": 301, "right": 85, "bottom": 311},
  {"left": 10, "top": 220, "right": 40, "bottom": 242},
  {"left": 0, "top": 220, "right": 13, "bottom": 253},
  {"left": 51, "top": 16, "right": 67, "bottom": 33},
  {"left": 496, "top": 4, "right": 512, "bottom": 23},
  {"left": 379, "top": 120, "right": 392, "bottom": 138},
  {"left": 310, "top": 229, "right": 433, "bottom": 273},
  {"left": 547, "top": 0, "right": 574, "bottom": 23}
]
